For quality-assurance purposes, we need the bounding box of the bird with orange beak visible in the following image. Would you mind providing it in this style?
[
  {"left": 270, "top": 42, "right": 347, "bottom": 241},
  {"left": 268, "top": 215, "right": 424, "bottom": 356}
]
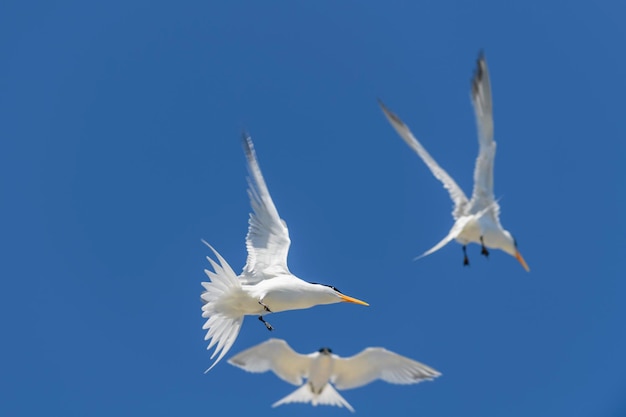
[{"left": 379, "top": 51, "right": 529, "bottom": 271}]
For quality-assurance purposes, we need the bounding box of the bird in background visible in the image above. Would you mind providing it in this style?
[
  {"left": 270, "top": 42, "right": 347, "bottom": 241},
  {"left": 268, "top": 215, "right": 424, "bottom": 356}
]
[
  {"left": 200, "top": 134, "right": 369, "bottom": 372},
  {"left": 378, "top": 52, "right": 529, "bottom": 271},
  {"left": 228, "top": 338, "right": 441, "bottom": 412}
]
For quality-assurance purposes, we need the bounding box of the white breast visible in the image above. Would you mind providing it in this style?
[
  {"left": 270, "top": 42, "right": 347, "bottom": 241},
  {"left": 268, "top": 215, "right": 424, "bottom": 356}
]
[{"left": 307, "top": 354, "right": 334, "bottom": 394}]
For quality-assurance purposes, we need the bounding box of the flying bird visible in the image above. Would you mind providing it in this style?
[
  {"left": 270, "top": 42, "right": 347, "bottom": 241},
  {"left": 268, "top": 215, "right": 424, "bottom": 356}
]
[
  {"left": 379, "top": 52, "right": 529, "bottom": 271},
  {"left": 201, "top": 134, "right": 369, "bottom": 372},
  {"left": 228, "top": 338, "right": 441, "bottom": 412}
]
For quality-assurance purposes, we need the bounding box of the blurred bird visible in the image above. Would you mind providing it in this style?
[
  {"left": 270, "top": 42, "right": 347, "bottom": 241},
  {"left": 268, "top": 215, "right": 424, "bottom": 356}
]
[
  {"left": 201, "top": 134, "right": 369, "bottom": 372},
  {"left": 379, "top": 52, "right": 529, "bottom": 271},
  {"left": 228, "top": 338, "right": 441, "bottom": 412}
]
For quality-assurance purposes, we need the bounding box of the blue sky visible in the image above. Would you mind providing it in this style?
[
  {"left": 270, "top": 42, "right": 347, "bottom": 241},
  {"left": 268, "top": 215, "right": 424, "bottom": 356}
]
[{"left": 2, "top": 1, "right": 625, "bottom": 416}]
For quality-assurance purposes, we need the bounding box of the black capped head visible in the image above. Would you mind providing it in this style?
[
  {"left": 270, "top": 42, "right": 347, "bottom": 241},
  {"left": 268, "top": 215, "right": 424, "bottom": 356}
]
[
  {"left": 318, "top": 347, "right": 333, "bottom": 355},
  {"left": 310, "top": 282, "right": 342, "bottom": 294},
  {"left": 309, "top": 282, "right": 369, "bottom": 306}
]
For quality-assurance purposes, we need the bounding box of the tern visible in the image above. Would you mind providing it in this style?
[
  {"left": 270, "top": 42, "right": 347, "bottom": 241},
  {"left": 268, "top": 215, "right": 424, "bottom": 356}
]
[
  {"left": 379, "top": 52, "right": 529, "bottom": 271},
  {"left": 201, "top": 135, "right": 369, "bottom": 372},
  {"left": 228, "top": 338, "right": 441, "bottom": 412}
]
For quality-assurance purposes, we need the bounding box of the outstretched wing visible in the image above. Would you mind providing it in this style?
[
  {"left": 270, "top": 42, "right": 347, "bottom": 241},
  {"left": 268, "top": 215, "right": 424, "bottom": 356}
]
[
  {"left": 241, "top": 134, "right": 292, "bottom": 284},
  {"left": 469, "top": 52, "right": 500, "bottom": 218},
  {"left": 228, "top": 338, "right": 312, "bottom": 386},
  {"left": 379, "top": 100, "right": 469, "bottom": 219},
  {"left": 332, "top": 347, "right": 441, "bottom": 390}
]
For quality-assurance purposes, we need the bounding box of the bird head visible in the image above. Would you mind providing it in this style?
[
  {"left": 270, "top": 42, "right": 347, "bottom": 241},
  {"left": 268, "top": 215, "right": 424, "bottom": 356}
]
[
  {"left": 501, "top": 230, "right": 530, "bottom": 272},
  {"left": 318, "top": 347, "right": 333, "bottom": 355},
  {"left": 309, "top": 283, "right": 370, "bottom": 307}
]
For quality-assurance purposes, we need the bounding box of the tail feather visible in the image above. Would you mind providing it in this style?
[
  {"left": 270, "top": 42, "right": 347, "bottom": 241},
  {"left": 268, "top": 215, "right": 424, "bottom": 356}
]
[
  {"left": 200, "top": 240, "right": 244, "bottom": 373},
  {"left": 416, "top": 201, "right": 500, "bottom": 260},
  {"left": 272, "top": 384, "right": 354, "bottom": 413}
]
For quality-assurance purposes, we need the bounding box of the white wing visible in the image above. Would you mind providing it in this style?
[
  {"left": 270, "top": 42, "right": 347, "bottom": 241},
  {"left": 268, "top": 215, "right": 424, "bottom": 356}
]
[
  {"left": 332, "top": 347, "right": 441, "bottom": 390},
  {"left": 468, "top": 52, "right": 500, "bottom": 218},
  {"left": 241, "top": 134, "right": 292, "bottom": 284},
  {"left": 379, "top": 100, "right": 469, "bottom": 219},
  {"left": 228, "top": 338, "right": 312, "bottom": 386}
]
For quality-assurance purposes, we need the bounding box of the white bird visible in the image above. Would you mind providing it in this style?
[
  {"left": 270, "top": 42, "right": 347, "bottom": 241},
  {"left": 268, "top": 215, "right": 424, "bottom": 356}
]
[
  {"left": 228, "top": 338, "right": 441, "bottom": 412},
  {"left": 201, "top": 134, "right": 369, "bottom": 372},
  {"left": 379, "top": 52, "right": 529, "bottom": 271}
]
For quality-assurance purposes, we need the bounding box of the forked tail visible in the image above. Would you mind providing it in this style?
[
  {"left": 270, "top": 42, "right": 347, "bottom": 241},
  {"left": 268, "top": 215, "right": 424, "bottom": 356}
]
[
  {"left": 272, "top": 383, "right": 355, "bottom": 413},
  {"left": 415, "top": 201, "right": 499, "bottom": 260},
  {"left": 200, "top": 240, "right": 244, "bottom": 373}
]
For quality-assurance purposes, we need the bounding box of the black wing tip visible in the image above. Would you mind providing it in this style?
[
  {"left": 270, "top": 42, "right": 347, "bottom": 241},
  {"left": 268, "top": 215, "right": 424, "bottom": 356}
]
[
  {"left": 377, "top": 99, "right": 405, "bottom": 127},
  {"left": 377, "top": 98, "right": 393, "bottom": 116},
  {"left": 471, "top": 50, "right": 487, "bottom": 95},
  {"left": 241, "top": 130, "right": 256, "bottom": 161}
]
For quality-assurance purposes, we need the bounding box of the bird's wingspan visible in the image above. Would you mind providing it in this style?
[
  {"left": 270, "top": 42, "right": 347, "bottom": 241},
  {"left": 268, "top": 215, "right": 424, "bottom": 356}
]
[
  {"left": 379, "top": 100, "right": 469, "bottom": 219},
  {"left": 228, "top": 338, "right": 311, "bottom": 386},
  {"left": 331, "top": 348, "right": 441, "bottom": 390},
  {"left": 241, "top": 134, "right": 292, "bottom": 284},
  {"left": 469, "top": 52, "right": 499, "bottom": 216}
]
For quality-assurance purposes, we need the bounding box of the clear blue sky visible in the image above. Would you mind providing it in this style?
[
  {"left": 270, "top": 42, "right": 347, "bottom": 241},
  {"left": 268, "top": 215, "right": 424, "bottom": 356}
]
[{"left": 1, "top": 1, "right": 625, "bottom": 416}]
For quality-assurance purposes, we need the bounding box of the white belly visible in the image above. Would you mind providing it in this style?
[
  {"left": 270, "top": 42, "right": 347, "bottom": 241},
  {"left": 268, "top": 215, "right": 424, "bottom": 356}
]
[
  {"left": 244, "top": 276, "right": 321, "bottom": 314},
  {"left": 455, "top": 216, "right": 482, "bottom": 245},
  {"left": 308, "top": 355, "right": 334, "bottom": 394}
]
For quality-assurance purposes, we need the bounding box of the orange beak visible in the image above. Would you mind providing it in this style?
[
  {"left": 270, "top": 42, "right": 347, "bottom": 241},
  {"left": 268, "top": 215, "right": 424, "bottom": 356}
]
[
  {"left": 515, "top": 251, "right": 530, "bottom": 272},
  {"left": 339, "top": 294, "right": 369, "bottom": 306}
]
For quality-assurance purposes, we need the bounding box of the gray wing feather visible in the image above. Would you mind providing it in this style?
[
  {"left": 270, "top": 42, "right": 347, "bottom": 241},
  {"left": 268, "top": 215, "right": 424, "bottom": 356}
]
[
  {"left": 379, "top": 100, "right": 469, "bottom": 219},
  {"left": 469, "top": 52, "right": 500, "bottom": 218},
  {"left": 332, "top": 347, "right": 441, "bottom": 390},
  {"left": 228, "top": 338, "right": 311, "bottom": 386}
]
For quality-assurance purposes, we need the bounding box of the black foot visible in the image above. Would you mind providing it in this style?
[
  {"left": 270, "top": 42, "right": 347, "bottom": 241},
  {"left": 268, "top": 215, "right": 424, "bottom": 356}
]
[
  {"left": 480, "top": 237, "right": 489, "bottom": 257},
  {"left": 258, "top": 316, "right": 274, "bottom": 331},
  {"left": 462, "top": 245, "right": 470, "bottom": 267},
  {"left": 258, "top": 300, "right": 272, "bottom": 313}
]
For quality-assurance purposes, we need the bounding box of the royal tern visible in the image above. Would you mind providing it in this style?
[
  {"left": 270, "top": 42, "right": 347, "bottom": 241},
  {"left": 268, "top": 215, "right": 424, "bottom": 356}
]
[
  {"left": 379, "top": 52, "right": 529, "bottom": 271},
  {"left": 228, "top": 338, "right": 440, "bottom": 412},
  {"left": 201, "top": 135, "right": 369, "bottom": 372}
]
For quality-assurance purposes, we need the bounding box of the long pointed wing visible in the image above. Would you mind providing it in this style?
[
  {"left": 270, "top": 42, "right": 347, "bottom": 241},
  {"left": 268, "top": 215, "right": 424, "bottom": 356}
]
[
  {"left": 379, "top": 100, "right": 469, "bottom": 219},
  {"left": 228, "top": 338, "right": 312, "bottom": 386},
  {"left": 469, "top": 52, "right": 499, "bottom": 216},
  {"left": 241, "top": 134, "right": 292, "bottom": 283},
  {"left": 332, "top": 348, "right": 441, "bottom": 390}
]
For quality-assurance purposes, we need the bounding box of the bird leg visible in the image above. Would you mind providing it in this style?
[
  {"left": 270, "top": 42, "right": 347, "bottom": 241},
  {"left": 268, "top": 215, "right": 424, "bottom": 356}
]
[
  {"left": 258, "top": 316, "right": 274, "bottom": 331},
  {"left": 480, "top": 236, "right": 489, "bottom": 257},
  {"left": 258, "top": 300, "right": 272, "bottom": 313},
  {"left": 463, "top": 245, "right": 470, "bottom": 266}
]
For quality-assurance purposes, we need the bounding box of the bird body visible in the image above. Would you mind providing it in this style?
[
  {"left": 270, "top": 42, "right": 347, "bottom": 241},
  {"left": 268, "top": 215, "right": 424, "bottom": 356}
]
[
  {"left": 229, "top": 339, "right": 441, "bottom": 412},
  {"left": 201, "top": 135, "right": 368, "bottom": 372},
  {"left": 379, "top": 52, "right": 529, "bottom": 271}
]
